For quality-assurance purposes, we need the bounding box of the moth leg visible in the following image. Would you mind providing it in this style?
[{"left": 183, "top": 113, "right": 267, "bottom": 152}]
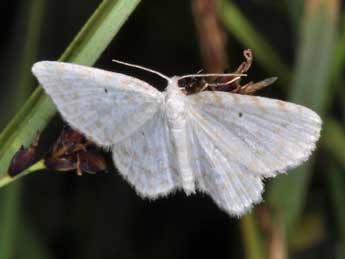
[
  {"left": 235, "top": 49, "right": 253, "bottom": 74},
  {"left": 72, "top": 143, "right": 88, "bottom": 153},
  {"left": 76, "top": 154, "right": 83, "bottom": 176},
  {"left": 184, "top": 71, "right": 209, "bottom": 95},
  {"left": 237, "top": 77, "right": 278, "bottom": 95},
  {"left": 210, "top": 74, "right": 241, "bottom": 92},
  {"left": 224, "top": 49, "right": 253, "bottom": 92}
]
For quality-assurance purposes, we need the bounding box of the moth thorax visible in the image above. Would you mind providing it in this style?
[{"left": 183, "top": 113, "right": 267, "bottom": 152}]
[{"left": 165, "top": 82, "right": 187, "bottom": 129}]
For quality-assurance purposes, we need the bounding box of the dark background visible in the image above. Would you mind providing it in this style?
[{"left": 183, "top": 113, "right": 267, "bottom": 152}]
[{"left": 0, "top": 1, "right": 344, "bottom": 259}]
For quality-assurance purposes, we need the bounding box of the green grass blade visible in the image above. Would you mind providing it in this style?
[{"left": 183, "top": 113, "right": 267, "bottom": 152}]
[
  {"left": 284, "top": 0, "right": 304, "bottom": 30},
  {"left": 268, "top": 0, "right": 339, "bottom": 238},
  {"left": 326, "top": 166, "right": 345, "bottom": 259},
  {"left": 0, "top": 1, "right": 46, "bottom": 258},
  {"left": 16, "top": 221, "right": 53, "bottom": 259},
  {"left": 14, "top": 0, "right": 46, "bottom": 106},
  {"left": 0, "top": 0, "right": 141, "bottom": 184},
  {"left": 217, "top": 0, "right": 291, "bottom": 85},
  {"left": 240, "top": 214, "right": 266, "bottom": 259},
  {"left": 0, "top": 182, "right": 22, "bottom": 259},
  {"left": 289, "top": 213, "right": 324, "bottom": 252},
  {"left": 329, "top": 11, "right": 345, "bottom": 106},
  {"left": 322, "top": 118, "right": 345, "bottom": 168}
]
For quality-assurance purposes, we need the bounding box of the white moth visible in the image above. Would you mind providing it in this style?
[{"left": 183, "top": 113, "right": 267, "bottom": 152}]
[{"left": 32, "top": 61, "right": 322, "bottom": 216}]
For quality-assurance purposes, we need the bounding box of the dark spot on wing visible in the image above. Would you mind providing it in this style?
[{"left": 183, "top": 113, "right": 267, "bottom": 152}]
[
  {"left": 104, "top": 88, "right": 108, "bottom": 93},
  {"left": 238, "top": 112, "right": 243, "bottom": 118}
]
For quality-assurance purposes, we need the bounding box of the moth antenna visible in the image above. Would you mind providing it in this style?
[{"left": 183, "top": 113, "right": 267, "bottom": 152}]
[
  {"left": 112, "top": 59, "right": 171, "bottom": 82},
  {"left": 177, "top": 73, "right": 247, "bottom": 81}
]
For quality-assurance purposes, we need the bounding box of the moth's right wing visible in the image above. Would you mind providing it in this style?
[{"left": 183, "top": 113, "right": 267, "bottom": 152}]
[{"left": 32, "top": 61, "right": 163, "bottom": 146}]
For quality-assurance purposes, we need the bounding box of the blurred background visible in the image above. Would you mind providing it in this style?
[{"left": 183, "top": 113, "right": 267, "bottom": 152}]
[{"left": 0, "top": 0, "right": 344, "bottom": 258}]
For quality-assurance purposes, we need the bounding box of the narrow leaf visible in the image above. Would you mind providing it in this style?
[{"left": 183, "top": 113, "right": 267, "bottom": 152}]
[
  {"left": 268, "top": 0, "right": 339, "bottom": 239},
  {"left": 322, "top": 118, "right": 345, "bottom": 168},
  {"left": 0, "top": 0, "right": 141, "bottom": 184},
  {"left": 240, "top": 214, "right": 266, "bottom": 259}
]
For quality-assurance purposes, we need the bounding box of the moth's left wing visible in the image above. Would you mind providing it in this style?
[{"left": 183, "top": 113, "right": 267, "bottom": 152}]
[
  {"left": 32, "top": 61, "right": 163, "bottom": 146},
  {"left": 186, "top": 119, "right": 264, "bottom": 215},
  {"left": 186, "top": 91, "right": 321, "bottom": 215},
  {"left": 188, "top": 91, "right": 322, "bottom": 178},
  {"left": 112, "top": 108, "right": 179, "bottom": 198}
]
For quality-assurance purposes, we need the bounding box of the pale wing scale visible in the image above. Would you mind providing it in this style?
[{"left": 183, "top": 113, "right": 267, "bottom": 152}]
[
  {"left": 187, "top": 119, "right": 263, "bottom": 215},
  {"left": 32, "top": 61, "right": 163, "bottom": 146},
  {"left": 188, "top": 91, "right": 322, "bottom": 178},
  {"left": 112, "top": 109, "right": 179, "bottom": 198}
]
